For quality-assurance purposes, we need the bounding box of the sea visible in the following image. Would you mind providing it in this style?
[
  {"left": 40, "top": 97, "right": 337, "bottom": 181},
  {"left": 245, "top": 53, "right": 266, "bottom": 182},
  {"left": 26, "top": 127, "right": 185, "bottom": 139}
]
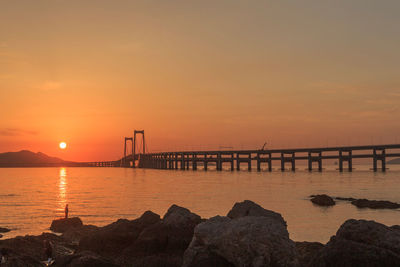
[{"left": 0, "top": 165, "right": 399, "bottom": 243}]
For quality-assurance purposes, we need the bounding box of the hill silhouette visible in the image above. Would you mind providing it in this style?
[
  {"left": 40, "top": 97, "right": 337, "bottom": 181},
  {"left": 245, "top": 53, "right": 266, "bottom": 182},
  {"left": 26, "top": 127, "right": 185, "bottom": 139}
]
[{"left": 0, "top": 150, "right": 79, "bottom": 167}]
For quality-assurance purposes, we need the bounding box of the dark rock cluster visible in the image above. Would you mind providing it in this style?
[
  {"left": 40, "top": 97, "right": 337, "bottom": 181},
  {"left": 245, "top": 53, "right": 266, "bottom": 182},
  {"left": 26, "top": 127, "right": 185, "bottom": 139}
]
[{"left": 1, "top": 201, "right": 400, "bottom": 266}]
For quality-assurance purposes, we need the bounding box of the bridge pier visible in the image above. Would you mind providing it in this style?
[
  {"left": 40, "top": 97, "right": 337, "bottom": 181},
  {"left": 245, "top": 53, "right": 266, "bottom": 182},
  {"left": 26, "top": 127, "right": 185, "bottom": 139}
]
[
  {"left": 308, "top": 151, "right": 322, "bottom": 171},
  {"left": 281, "top": 152, "right": 295, "bottom": 171},
  {"left": 339, "top": 150, "right": 352, "bottom": 172},
  {"left": 373, "top": 148, "right": 386, "bottom": 172}
]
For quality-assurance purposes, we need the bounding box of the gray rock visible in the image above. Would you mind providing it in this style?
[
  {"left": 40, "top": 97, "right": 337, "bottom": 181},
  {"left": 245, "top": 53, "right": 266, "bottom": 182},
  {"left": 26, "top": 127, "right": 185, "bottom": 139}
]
[
  {"left": 50, "top": 217, "right": 83, "bottom": 233},
  {"left": 78, "top": 211, "right": 160, "bottom": 258},
  {"left": 163, "top": 205, "right": 202, "bottom": 227},
  {"left": 310, "top": 219, "right": 400, "bottom": 266},
  {"left": 183, "top": 213, "right": 299, "bottom": 267},
  {"left": 119, "top": 205, "right": 203, "bottom": 266},
  {"left": 351, "top": 199, "right": 400, "bottom": 209},
  {"left": 310, "top": 195, "right": 335, "bottom": 206},
  {"left": 295, "top": 241, "right": 324, "bottom": 266},
  {"left": 227, "top": 200, "right": 286, "bottom": 225}
]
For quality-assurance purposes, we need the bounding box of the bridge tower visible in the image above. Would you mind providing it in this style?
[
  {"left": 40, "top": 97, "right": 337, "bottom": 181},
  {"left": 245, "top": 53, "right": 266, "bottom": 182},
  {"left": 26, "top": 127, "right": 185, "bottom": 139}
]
[
  {"left": 123, "top": 137, "right": 134, "bottom": 167},
  {"left": 133, "top": 130, "right": 145, "bottom": 168}
]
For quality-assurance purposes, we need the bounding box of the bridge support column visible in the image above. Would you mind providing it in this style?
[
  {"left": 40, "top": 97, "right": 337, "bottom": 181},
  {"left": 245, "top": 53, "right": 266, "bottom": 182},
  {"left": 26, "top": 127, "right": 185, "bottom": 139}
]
[
  {"left": 373, "top": 148, "right": 386, "bottom": 172},
  {"left": 248, "top": 153, "right": 252, "bottom": 171}
]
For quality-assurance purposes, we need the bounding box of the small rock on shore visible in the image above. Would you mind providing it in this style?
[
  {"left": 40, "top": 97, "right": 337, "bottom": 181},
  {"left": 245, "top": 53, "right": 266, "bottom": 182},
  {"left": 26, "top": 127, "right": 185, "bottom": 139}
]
[{"left": 310, "top": 194, "right": 336, "bottom": 206}]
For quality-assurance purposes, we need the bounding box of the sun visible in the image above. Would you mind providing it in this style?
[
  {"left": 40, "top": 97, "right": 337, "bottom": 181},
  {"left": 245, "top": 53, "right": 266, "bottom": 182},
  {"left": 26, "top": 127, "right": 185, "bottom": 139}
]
[{"left": 59, "top": 142, "right": 67, "bottom": 150}]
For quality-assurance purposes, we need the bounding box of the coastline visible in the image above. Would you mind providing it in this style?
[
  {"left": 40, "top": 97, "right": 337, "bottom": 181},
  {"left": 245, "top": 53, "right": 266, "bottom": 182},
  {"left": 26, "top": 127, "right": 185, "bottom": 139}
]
[{"left": 1, "top": 200, "right": 399, "bottom": 266}]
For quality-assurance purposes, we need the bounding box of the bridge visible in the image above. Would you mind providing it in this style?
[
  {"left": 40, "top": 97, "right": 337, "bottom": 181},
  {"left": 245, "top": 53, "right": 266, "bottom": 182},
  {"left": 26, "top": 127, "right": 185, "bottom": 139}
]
[{"left": 85, "top": 130, "right": 400, "bottom": 172}]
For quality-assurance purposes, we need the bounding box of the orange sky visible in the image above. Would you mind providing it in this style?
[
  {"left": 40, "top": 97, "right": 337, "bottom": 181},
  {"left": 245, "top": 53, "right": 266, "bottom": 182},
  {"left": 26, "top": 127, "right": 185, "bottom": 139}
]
[{"left": 1, "top": 1, "right": 400, "bottom": 161}]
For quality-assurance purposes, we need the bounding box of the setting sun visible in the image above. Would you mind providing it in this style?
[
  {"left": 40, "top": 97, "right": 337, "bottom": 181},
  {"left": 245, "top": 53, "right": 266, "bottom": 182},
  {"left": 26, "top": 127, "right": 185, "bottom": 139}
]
[{"left": 59, "top": 142, "right": 67, "bottom": 150}]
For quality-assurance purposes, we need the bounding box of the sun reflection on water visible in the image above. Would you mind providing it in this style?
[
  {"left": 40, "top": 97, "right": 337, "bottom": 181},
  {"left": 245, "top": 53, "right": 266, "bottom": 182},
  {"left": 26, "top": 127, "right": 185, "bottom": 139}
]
[{"left": 58, "top": 167, "right": 67, "bottom": 215}]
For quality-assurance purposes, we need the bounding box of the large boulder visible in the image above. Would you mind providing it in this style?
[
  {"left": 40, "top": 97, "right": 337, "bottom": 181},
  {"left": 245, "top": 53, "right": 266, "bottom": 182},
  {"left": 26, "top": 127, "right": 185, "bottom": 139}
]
[
  {"left": 310, "top": 219, "right": 400, "bottom": 266},
  {"left": 183, "top": 206, "right": 300, "bottom": 267},
  {"left": 310, "top": 195, "right": 335, "bottom": 206},
  {"left": 351, "top": 199, "right": 400, "bottom": 209},
  {"left": 118, "top": 205, "right": 203, "bottom": 267},
  {"left": 50, "top": 217, "right": 83, "bottom": 233},
  {"left": 295, "top": 242, "right": 324, "bottom": 266},
  {"left": 227, "top": 200, "right": 286, "bottom": 225},
  {"left": 78, "top": 211, "right": 160, "bottom": 259},
  {"left": 163, "top": 205, "right": 202, "bottom": 228}
]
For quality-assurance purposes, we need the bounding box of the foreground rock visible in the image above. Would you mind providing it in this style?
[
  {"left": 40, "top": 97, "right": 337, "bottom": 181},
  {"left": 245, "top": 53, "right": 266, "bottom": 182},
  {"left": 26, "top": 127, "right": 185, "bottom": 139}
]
[
  {"left": 310, "top": 194, "right": 335, "bottom": 206},
  {"left": 0, "top": 232, "right": 74, "bottom": 267},
  {"left": 183, "top": 200, "right": 299, "bottom": 267},
  {"left": 310, "top": 219, "right": 400, "bottom": 266},
  {"left": 295, "top": 242, "right": 324, "bottom": 266},
  {"left": 50, "top": 217, "right": 83, "bottom": 233},
  {"left": 118, "top": 205, "right": 202, "bottom": 266},
  {"left": 227, "top": 199, "right": 286, "bottom": 225},
  {"left": 351, "top": 199, "right": 400, "bottom": 209}
]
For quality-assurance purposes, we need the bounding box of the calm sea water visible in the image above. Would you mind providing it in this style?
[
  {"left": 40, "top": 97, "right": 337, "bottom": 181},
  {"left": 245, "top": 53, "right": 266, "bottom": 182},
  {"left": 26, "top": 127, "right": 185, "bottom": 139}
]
[{"left": 0, "top": 165, "right": 399, "bottom": 243}]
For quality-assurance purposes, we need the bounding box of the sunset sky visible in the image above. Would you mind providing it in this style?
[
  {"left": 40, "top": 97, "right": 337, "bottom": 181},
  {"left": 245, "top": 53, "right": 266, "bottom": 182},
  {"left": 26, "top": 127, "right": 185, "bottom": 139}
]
[{"left": 1, "top": 1, "right": 400, "bottom": 161}]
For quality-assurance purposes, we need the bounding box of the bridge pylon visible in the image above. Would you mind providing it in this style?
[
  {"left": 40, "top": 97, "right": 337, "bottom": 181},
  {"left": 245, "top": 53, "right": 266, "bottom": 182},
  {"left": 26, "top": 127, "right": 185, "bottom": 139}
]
[
  {"left": 123, "top": 137, "right": 133, "bottom": 167},
  {"left": 133, "top": 130, "right": 145, "bottom": 168}
]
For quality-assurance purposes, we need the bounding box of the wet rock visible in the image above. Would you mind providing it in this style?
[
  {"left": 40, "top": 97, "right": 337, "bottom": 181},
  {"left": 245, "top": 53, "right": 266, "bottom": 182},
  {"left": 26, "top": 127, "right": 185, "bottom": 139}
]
[
  {"left": 227, "top": 200, "right": 286, "bottom": 225},
  {"left": 78, "top": 211, "right": 160, "bottom": 258},
  {"left": 310, "top": 194, "right": 335, "bottom": 206},
  {"left": 310, "top": 219, "right": 400, "bottom": 266},
  {"left": 0, "top": 227, "right": 10, "bottom": 233},
  {"left": 351, "top": 199, "right": 400, "bottom": 209},
  {"left": 50, "top": 217, "right": 83, "bottom": 233},
  {"left": 183, "top": 208, "right": 300, "bottom": 267},
  {"left": 54, "top": 250, "right": 119, "bottom": 267},
  {"left": 295, "top": 241, "right": 324, "bottom": 266}
]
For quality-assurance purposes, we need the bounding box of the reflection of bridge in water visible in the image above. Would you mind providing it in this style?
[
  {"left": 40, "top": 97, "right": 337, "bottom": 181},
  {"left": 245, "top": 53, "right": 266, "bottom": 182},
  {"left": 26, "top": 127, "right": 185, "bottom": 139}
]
[{"left": 85, "top": 130, "right": 400, "bottom": 172}]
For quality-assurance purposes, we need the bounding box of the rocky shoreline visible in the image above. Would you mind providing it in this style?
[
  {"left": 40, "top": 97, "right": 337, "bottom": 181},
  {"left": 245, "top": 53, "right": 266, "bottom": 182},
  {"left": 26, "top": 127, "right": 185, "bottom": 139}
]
[{"left": 1, "top": 200, "right": 400, "bottom": 266}]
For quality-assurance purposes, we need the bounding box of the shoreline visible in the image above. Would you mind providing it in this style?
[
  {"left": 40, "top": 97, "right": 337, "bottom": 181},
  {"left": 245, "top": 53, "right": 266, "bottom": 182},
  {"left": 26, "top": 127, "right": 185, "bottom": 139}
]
[{"left": 1, "top": 200, "right": 399, "bottom": 266}]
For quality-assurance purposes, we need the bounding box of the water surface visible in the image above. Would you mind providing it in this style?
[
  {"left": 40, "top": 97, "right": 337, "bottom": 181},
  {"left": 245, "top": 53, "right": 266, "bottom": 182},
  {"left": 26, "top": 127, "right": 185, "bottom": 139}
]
[{"left": 0, "top": 165, "right": 399, "bottom": 243}]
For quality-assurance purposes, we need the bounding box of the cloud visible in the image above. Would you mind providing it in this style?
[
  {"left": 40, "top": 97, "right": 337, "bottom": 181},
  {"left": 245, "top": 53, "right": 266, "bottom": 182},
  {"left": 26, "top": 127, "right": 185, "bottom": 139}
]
[{"left": 0, "top": 128, "right": 38, "bottom": 137}]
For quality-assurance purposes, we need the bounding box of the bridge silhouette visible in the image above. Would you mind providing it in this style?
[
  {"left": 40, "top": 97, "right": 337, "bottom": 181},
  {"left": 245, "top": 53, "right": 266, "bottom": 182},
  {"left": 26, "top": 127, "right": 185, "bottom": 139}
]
[{"left": 83, "top": 130, "right": 400, "bottom": 172}]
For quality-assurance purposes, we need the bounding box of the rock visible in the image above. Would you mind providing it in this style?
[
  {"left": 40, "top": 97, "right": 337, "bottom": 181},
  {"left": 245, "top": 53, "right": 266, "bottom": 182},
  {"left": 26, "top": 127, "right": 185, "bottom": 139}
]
[
  {"left": 119, "top": 205, "right": 202, "bottom": 266},
  {"left": 78, "top": 211, "right": 160, "bottom": 259},
  {"left": 163, "top": 205, "right": 202, "bottom": 227},
  {"left": 0, "top": 227, "right": 10, "bottom": 233},
  {"left": 335, "top": 197, "right": 356, "bottom": 201},
  {"left": 310, "top": 219, "right": 400, "bottom": 266},
  {"left": 183, "top": 213, "right": 299, "bottom": 267},
  {"left": 54, "top": 250, "right": 119, "bottom": 267},
  {"left": 62, "top": 224, "right": 99, "bottom": 244},
  {"left": 351, "top": 199, "right": 400, "bottom": 209},
  {"left": 50, "top": 217, "right": 83, "bottom": 233},
  {"left": 0, "top": 232, "right": 74, "bottom": 266},
  {"left": 310, "top": 194, "right": 335, "bottom": 206},
  {"left": 227, "top": 200, "right": 286, "bottom": 225},
  {"left": 295, "top": 242, "right": 324, "bottom": 266}
]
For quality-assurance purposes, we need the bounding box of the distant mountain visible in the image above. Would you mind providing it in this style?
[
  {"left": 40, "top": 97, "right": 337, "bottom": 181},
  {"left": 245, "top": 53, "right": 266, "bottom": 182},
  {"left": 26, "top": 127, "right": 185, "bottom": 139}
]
[
  {"left": 0, "top": 150, "right": 75, "bottom": 167},
  {"left": 387, "top": 158, "right": 400, "bottom": 165}
]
